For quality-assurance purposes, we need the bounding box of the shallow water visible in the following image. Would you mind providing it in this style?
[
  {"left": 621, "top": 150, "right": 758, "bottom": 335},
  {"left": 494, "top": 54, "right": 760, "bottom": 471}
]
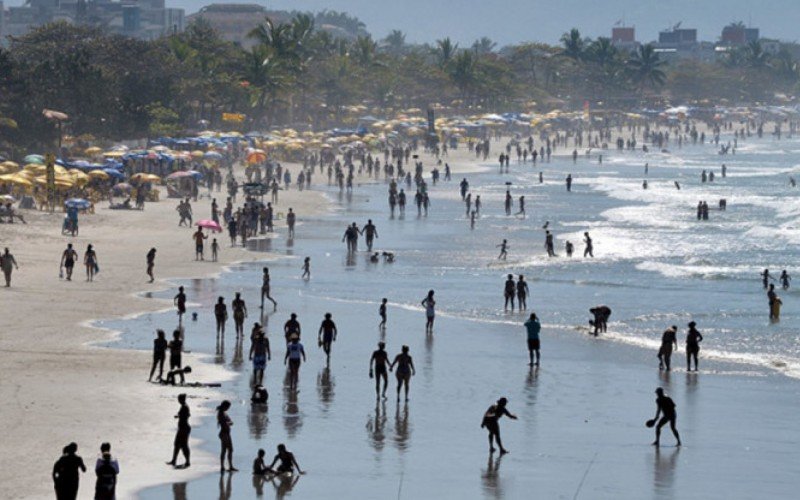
[{"left": 101, "top": 132, "right": 800, "bottom": 499}]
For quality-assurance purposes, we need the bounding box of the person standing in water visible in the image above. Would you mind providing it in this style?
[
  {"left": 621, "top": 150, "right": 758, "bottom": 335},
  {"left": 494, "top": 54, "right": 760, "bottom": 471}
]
[
  {"left": 369, "top": 341, "right": 390, "bottom": 399},
  {"left": 481, "top": 397, "right": 517, "bottom": 454},
  {"left": 52, "top": 442, "right": 86, "bottom": 500},
  {"left": 317, "top": 313, "right": 338, "bottom": 365},
  {"left": 232, "top": 292, "right": 247, "bottom": 338},
  {"left": 149, "top": 330, "right": 168, "bottom": 382},
  {"left": 517, "top": 275, "right": 530, "bottom": 310},
  {"left": 249, "top": 323, "right": 271, "bottom": 386},
  {"left": 565, "top": 241, "right": 574, "bottom": 257},
  {"left": 214, "top": 297, "right": 227, "bottom": 337},
  {"left": 361, "top": 220, "right": 379, "bottom": 251},
  {"left": 761, "top": 269, "right": 772, "bottom": 289},
  {"left": 497, "top": 239, "right": 509, "bottom": 260},
  {"left": 174, "top": 286, "right": 186, "bottom": 325},
  {"left": 216, "top": 401, "right": 237, "bottom": 472},
  {"left": 167, "top": 394, "right": 191, "bottom": 469},
  {"left": 524, "top": 314, "right": 541, "bottom": 366},
  {"left": 422, "top": 290, "right": 436, "bottom": 333},
  {"left": 686, "top": 321, "right": 703, "bottom": 372},
  {"left": 566, "top": 174, "right": 572, "bottom": 192},
  {"left": 504, "top": 274, "right": 516, "bottom": 312},
  {"left": 657, "top": 326, "right": 678, "bottom": 371},
  {"left": 301, "top": 257, "right": 311, "bottom": 280},
  {"left": 780, "top": 270, "right": 791, "bottom": 290},
  {"left": 260, "top": 267, "right": 277, "bottom": 310},
  {"left": 285, "top": 336, "right": 306, "bottom": 392},
  {"left": 650, "top": 388, "right": 681, "bottom": 447},
  {"left": 286, "top": 208, "right": 296, "bottom": 238},
  {"left": 583, "top": 232, "right": 594, "bottom": 258},
  {"left": 504, "top": 190, "right": 513, "bottom": 216},
  {"left": 379, "top": 298, "right": 388, "bottom": 330},
  {"left": 146, "top": 248, "right": 156, "bottom": 283},
  {"left": 390, "top": 345, "right": 416, "bottom": 402},
  {"left": 515, "top": 196, "right": 526, "bottom": 217},
  {"left": 544, "top": 231, "right": 555, "bottom": 257}
]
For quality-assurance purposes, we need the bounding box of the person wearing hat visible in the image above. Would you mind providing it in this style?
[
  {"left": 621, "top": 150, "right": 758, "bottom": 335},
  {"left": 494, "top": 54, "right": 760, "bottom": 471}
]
[
  {"left": 657, "top": 326, "right": 678, "bottom": 371},
  {"left": 369, "top": 341, "right": 390, "bottom": 399},
  {"left": 481, "top": 397, "right": 517, "bottom": 454},
  {"left": 649, "top": 388, "right": 681, "bottom": 447},
  {"left": 686, "top": 322, "right": 703, "bottom": 372}
]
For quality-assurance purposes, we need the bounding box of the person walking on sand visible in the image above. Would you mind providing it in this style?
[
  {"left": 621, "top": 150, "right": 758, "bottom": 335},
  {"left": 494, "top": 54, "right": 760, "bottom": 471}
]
[
  {"left": 370, "top": 341, "right": 390, "bottom": 399},
  {"left": 174, "top": 286, "right": 186, "bottom": 325},
  {"left": 649, "top": 388, "right": 681, "bottom": 447},
  {"left": 60, "top": 243, "right": 78, "bottom": 281},
  {"left": 497, "top": 239, "right": 509, "bottom": 260},
  {"left": 193, "top": 227, "right": 208, "bottom": 261},
  {"left": 168, "top": 329, "right": 183, "bottom": 377},
  {"left": 317, "top": 313, "right": 337, "bottom": 366},
  {"left": 146, "top": 248, "right": 156, "bottom": 283},
  {"left": 504, "top": 274, "right": 516, "bottom": 312},
  {"left": 686, "top": 321, "right": 703, "bottom": 372},
  {"left": 260, "top": 267, "right": 277, "bottom": 310},
  {"left": 249, "top": 323, "right": 271, "bottom": 386},
  {"left": 84, "top": 244, "right": 98, "bottom": 282},
  {"left": 301, "top": 257, "right": 311, "bottom": 280},
  {"left": 361, "top": 219, "right": 379, "bottom": 252},
  {"left": 52, "top": 442, "right": 86, "bottom": 500},
  {"left": 390, "top": 345, "right": 416, "bottom": 402},
  {"left": 167, "top": 394, "right": 191, "bottom": 469},
  {"left": 524, "top": 314, "right": 541, "bottom": 366},
  {"left": 379, "top": 298, "right": 388, "bottom": 329},
  {"left": 1, "top": 247, "right": 18, "bottom": 287},
  {"left": 517, "top": 275, "right": 530, "bottom": 310},
  {"left": 422, "top": 290, "right": 436, "bottom": 333},
  {"left": 211, "top": 238, "right": 219, "bottom": 262},
  {"left": 93, "top": 442, "right": 119, "bottom": 500},
  {"left": 286, "top": 208, "right": 296, "bottom": 238},
  {"left": 216, "top": 401, "right": 237, "bottom": 472},
  {"left": 149, "top": 330, "right": 168, "bottom": 382},
  {"left": 657, "top": 326, "right": 678, "bottom": 371},
  {"left": 481, "top": 397, "right": 517, "bottom": 454},
  {"left": 232, "top": 292, "right": 248, "bottom": 338},
  {"left": 214, "top": 297, "right": 227, "bottom": 337},
  {"left": 284, "top": 336, "right": 306, "bottom": 392}
]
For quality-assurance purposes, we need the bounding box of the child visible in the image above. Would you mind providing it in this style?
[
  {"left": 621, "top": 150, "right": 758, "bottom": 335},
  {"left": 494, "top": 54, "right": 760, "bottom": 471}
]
[
  {"left": 301, "top": 257, "right": 310, "bottom": 280},
  {"left": 379, "top": 298, "right": 387, "bottom": 329},
  {"left": 252, "top": 449, "right": 271, "bottom": 475},
  {"left": 211, "top": 238, "right": 219, "bottom": 262},
  {"left": 497, "top": 239, "right": 508, "bottom": 260},
  {"left": 565, "top": 241, "right": 574, "bottom": 258}
]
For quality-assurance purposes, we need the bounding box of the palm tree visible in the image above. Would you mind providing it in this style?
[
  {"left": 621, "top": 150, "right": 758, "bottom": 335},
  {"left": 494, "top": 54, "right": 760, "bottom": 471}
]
[
  {"left": 559, "top": 28, "right": 585, "bottom": 61},
  {"left": 436, "top": 37, "right": 458, "bottom": 68},
  {"left": 586, "top": 37, "right": 618, "bottom": 67},
  {"left": 449, "top": 51, "right": 477, "bottom": 101},
  {"left": 743, "top": 40, "right": 769, "bottom": 69},
  {"left": 352, "top": 35, "right": 379, "bottom": 67},
  {"left": 383, "top": 30, "right": 406, "bottom": 55},
  {"left": 471, "top": 37, "right": 496, "bottom": 55},
  {"left": 242, "top": 45, "right": 288, "bottom": 126},
  {"left": 627, "top": 44, "right": 666, "bottom": 93}
]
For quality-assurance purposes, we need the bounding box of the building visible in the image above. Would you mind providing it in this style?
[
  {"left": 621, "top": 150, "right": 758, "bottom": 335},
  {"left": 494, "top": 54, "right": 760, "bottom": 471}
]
[
  {"left": 610, "top": 26, "right": 639, "bottom": 52},
  {"left": 186, "top": 4, "right": 288, "bottom": 48},
  {"left": 658, "top": 27, "right": 697, "bottom": 46},
  {"left": 721, "top": 25, "right": 759, "bottom": 45},
  {"left": 0, "top": 0, "right": 184, "bottom": 43}
]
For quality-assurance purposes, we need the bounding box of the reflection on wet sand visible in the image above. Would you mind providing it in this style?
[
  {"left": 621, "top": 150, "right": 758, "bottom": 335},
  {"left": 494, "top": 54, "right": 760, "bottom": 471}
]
[
  {"left": 366, "top": 401, "right": 388, "bottom": 452},
  {"left": 283, "top": 381, "right": 302, "bottom": 438},
  {"left": 393, "top": 403, "right": 412, "bottom": 451},
  {"left": 248, "top": 402, "right": 269, "bottom": 439},
  {"left": 524, "top": 366, "right": 539, "bottom": 408},
  {"left": 215, "top": 336, "right": 225, "bottom": 365},
  {"left": 481, "top": 454, "right": 504, "bottom": 499},
  {"left": 231, "top": 337, "right": 244, "bottom": 371},
  {"left": 423, "top": 332, "right": 434, "bottom": 385},
  {"left": 316, "top": 367, "right": 335, "bottom": 410},
  {"left": 218, "top": 472, "right": 232, "bottom": 500},
  {"left": 653, "top": 447, "right": 680, "bottom": 494},
  {"left": 171, "top": 482, "right": 186, "bottom": 500}
]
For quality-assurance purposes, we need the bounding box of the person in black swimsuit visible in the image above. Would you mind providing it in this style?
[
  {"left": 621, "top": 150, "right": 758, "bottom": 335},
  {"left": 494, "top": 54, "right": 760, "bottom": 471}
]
[
  {"left": 60, "top": 243, "right": 78, "bottom": 281},
  {"left": 686, "top": 321, "right": 703, "bottom": 371},
  {"left": 174, "top": 286, "right": 186, "bottom": 325},
  {"left": 214, "top": 297, "right": 227, "bottom": 337},
  {"left": 389, "top": 345, "right": 416, "bottom": 402},
  {"left": 504, "top": 274, "right": 516, "bottom": 312},
  {"left": 657, "top": 326, "right": 678, "bottom": 371},
  {"left": 651, "top": 388, "right": 681, "bottom": 447},
  {"left": 149, "top": 329, "right": 168, "bottom": 382},
  {"left": 268, "top": 444, "right": 304, "bottom": 475},
  {"left": 168, "top": 329, "right": 183, "bottom": 375},
  {"left": 481, "top": 397, "right": 517, "bottom": 454},
  {"left": 232, "top": 292, "right": 247, "bottom": 338},
  {"left": 167, "top": 394, "right": 191, "bottom": 469}
]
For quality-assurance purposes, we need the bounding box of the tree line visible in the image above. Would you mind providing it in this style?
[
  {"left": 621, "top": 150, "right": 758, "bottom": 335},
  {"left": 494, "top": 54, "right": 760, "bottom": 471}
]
[{"left": 0, "top": 18, "right": 798, "bottom": 154}]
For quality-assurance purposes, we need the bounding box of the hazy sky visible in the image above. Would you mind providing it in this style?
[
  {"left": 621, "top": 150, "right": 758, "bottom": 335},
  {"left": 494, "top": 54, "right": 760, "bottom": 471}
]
[{"left": 5, "top": 0, "right": 800, "bottom": 45}]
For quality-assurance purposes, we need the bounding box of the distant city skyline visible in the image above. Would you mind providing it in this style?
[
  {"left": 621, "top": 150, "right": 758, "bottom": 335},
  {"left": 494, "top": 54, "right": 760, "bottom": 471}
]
[{"left": 3, "top": 0, "right": 798, "bottom": 46}]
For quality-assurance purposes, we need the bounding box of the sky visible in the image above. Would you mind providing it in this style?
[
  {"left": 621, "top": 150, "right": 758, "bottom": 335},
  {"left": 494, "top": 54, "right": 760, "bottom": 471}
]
[{"left": 5, "top": 0, "right": 800, "bottom": 46}]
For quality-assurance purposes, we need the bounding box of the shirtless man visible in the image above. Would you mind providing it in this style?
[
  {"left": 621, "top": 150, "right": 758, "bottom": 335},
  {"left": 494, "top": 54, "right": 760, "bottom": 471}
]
[
  {"left": 317, "top": 313, "right": 337, "bottom": 365},
  {"left": 60, "top": 243, "right": 78, "bottom": 281},
  {"left": 268, "top": 444, "right": 304, "bottom": 475},
  {"left": 260, "top": 267, "right": 277, "bottom": 310},
  {"left": 174, "top": 286, "right": 186, "bottom": 325},
  {"left": 650, "top": 388, "right": 681, "bottom": 447},
  {"left": 504, "top": 274, "right": 516, "bottom": 312},
  {"left": 249, "top": 324, "right": 271, "bottom": 386},
  {"left": 481, "top": 397, "right": 517, "bottom": 454},
  {"left": 232, "top": 292, "right": 248, "bottom": 338},
  {"left": 192, "top": 228, "right": 207, "bottom": 261},
  {"left": 369, "top": 342, "right": 390, "bottom": 399},
  {"left": 146, "top": 248, "right": 156, "bottom": 283},
  {"left": 361, "top": 220, "right": 379, "bottom": 251},
  {"left": 286, "top": 208, "right": 296, "bottom": 238},
  {"left": 497, "top": 240, "right": 509, "bottom": 260}
]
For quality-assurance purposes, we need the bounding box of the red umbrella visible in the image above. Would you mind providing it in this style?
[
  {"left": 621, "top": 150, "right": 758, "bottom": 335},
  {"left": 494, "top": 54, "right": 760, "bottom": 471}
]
[{"left": 196, "top": 219, "right": 222, "bottom": 232}]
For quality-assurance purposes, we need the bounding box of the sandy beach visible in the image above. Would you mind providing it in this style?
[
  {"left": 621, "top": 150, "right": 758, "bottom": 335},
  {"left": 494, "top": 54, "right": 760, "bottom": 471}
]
[{"left": 0, "top": 146, "right": 487, "bottom": 499}]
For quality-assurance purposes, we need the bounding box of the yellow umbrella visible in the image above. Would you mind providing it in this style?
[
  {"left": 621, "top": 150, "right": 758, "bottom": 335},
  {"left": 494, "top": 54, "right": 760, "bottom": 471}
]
[
  {"left": 69, "top": 170, "right": 90, "bottom": 184},
  {"left": 1, "top": 160, "right": 19, "bottom": 169},
  {"left": 103, "top": 151, "right": 126, "bottom": 158},
  {"left": 0, "top": 174, "right": 33, "bottom": 188},
  {"left": 191, "top": 150, "right": 205, "bottom": 158},
  {"left": 85, "top": 146, "right": 103, "bottom": 155},
  {"left": 53, "top": 165, "right": 68, "bottom": 176},
  {"left": 131, "top": 172, "right": 161, "bottom": 183},
  {"left": 88, "top": 170, "right": 110, "bottom": 180}
]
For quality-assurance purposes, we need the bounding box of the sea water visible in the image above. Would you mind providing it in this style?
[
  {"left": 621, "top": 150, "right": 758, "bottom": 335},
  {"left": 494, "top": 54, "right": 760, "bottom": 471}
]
[{"left": 101, "top": 131, "right": 800, "bottom": 499}]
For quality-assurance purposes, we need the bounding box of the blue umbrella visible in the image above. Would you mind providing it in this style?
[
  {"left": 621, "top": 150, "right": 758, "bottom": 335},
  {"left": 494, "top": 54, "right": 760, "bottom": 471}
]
[
  {"left": 25, "top": 154, "right": 44, "bottom": 165},
  {"left": 65, "top": 198, "right": 91, "bottom": 210},
  {"left": 103, "top": 168, "right": 125, "bottom": 179},
  {"left": 187, "top": 170, "right": 204, "bottom": 180},
  {"left": 204, "top": 151, "right": 223, "bottom": 159}
]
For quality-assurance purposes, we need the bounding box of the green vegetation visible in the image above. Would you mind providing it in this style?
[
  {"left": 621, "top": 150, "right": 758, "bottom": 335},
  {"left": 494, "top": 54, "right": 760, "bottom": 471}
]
[{"left": 0, "top": 20, "right": 798, "bottom": 153}]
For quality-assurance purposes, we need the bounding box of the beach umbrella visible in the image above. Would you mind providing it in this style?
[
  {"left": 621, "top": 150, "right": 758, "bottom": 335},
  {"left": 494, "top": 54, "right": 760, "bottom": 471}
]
[
  {"left": 112, "top": 183, "right": 133, "bottom": 194},
  {"left": 190, "top": 150, "right": 205, "bottom": 158},
  {"left": 151, "top": 145, "right": 170, "bottom": 152},
  {"left": 204, "top": 151, "right": 223, "bottom": 160},
  {"left": 1, "top": 160, "right": 19, "bottom": 169},
  {"left": 103, "top": 151, "right": 126, "bottom": 158},
  {"left": 103, "top": 168, "right": 124, "bottom": 180},
  {"left": 24, "top": 154, "right": 44, "bottom": 165},
  {"left": 65, "top": 198, "right": 91, "bottom": 210},
  {"left": 85, "top": 146, "right": 102, "bottom": 155},
  {"left": 195, "top": 219, "right": 222, "bottom": 232},
  {"left": 0, "top": 194, "right": 16, "bottom": 203},
  {"left": 88, "top": 170, "right": 110, "bottom": 180},
  {"left": 246, "top": 150, "right": 267, "bottom": 164},
  {"left": 130, "top": 173, "right": 161, "bottom": 183},
  {"left": 166, "top": 171, "right": 193, "bottom": 180},
  {"left": 68, "top": 170, "right": 90, "bottom": 184}
]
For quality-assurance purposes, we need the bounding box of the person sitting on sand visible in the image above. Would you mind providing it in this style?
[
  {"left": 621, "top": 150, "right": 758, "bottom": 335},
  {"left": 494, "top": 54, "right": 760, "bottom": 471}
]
[
  {"left": 268, "top": 444, "right": 304, "bottom": 475},
  {"left": 251, "top": 385, "right": 268, "bottom": 404},
  {"left": 253, "top": 449, "right": 272, "bottom": 475}
]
